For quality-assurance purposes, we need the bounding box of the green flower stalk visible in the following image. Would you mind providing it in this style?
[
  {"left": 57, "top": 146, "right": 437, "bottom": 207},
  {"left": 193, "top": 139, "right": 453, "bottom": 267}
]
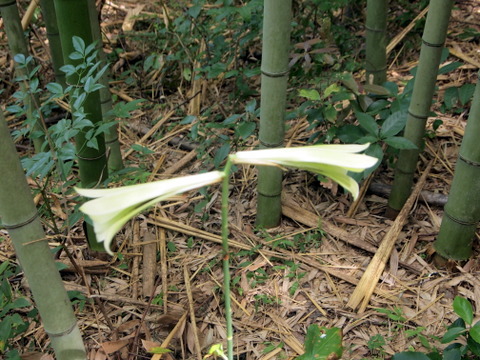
[{"left": 77, "top": 144, "right": 376, "bottom": 360}]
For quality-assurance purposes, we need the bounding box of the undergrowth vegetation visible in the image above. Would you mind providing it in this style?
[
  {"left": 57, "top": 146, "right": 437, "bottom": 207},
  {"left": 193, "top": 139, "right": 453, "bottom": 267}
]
[{"left": 1, "top": 0, "right": 478, "bottom": 359}]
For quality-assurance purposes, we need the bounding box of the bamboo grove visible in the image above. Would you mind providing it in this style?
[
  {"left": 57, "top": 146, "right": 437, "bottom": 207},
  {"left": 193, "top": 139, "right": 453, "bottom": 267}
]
[{"left": 0, "top": 0, "right": 479, "bottom": 357}]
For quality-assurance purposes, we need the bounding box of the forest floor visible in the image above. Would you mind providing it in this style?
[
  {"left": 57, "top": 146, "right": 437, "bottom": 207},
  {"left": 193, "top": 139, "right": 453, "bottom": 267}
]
[{"left": 2, "top": 1, "right": 480, "bottom": 360}]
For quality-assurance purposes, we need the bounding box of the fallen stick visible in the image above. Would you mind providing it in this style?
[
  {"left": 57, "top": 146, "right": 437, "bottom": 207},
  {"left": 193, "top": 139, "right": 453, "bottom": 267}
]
[
  {"left": 347, "top": 160, "right": 434, "bottom": 313},
  {"left": 281, "top": 198, "right": 422, "bottom": 274}
]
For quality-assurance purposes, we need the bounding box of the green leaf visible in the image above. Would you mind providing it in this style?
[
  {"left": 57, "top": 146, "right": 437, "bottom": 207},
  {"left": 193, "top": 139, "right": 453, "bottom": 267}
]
[
  {"left": 467, "top": 332, "right": 480, "bottom": 356},
  {"left": 363, "top": 83, "right": 390, "bottom": 96},
  {"left": 384, "top": 136, "right": 417, "bottom": 150},
  {"left": 46, "top": 82, "right": 64, "bottom": 95},
  {"left": 392, "top": 352, "right": 431, "bottom": 360},
  {"left": 223, "top": 114, "right": 242, "bottom": 125},
  {"left": 442, "top": 347, "right": 461, "bottom": 360},
  {"left": 296, "top": 325, "right": 342, "bottom": 360},
  {"left": 380, "top": 111, "right": 407, "bottom": 138},
  {"left": 299, "top": 89, "right": 321, "bottom": 101},
  {"left": 214, "top": 143, "right": 231, "bottom": 168},
  {"left": 469, "top": 323, "right": 480, "bottom": 344},
  {"left": 148, "top": 347, "right": 172, "bottom": 354},
  {"left": 324, "top": 83, "right": 341, "bottom": 98},
  {"left": 438, "top": 61, "right": 462, "bottom": 75},
  {"left": 356, "top": 112, "right": 378, "bottom": 137},
  {"left": 453, "top": 296, "right": 473, "bottom": 325},
  {"left": 72, "top": 36, "right": 86, "bottom": 54},
  {"left": 441, "top": 327, "right": 466, "bottom": 343},
  {"left": 60, "top": 64, "right": 76, "bottom": 76},
  {"left": 236, "top": 122, "right": 256, "bottom": 139},
  {"left": 458, "top": 83, "right": 475, "bottom": 105}
]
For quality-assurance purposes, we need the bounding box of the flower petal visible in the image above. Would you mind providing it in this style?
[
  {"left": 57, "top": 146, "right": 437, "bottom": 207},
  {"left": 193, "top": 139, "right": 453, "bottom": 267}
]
[
  {"left": 76, "top": 171, "right": 224, "bottom": 254},
  {"left": 230, "top": 144, "right": 377, "bottom": 199}
]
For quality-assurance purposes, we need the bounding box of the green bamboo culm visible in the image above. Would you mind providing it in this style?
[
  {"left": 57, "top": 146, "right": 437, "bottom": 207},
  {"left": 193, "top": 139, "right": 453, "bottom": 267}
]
[
  {"left": 387, "top": 0, "right": 453, "bottom": 215},
  {"left": 434, "top": 72, "right": 480, "bottom": 260},
  {"left": 256, "top": 0, "right": 292, "bottom": 227},
  {"left": 87, "top": 0, "right": 124, "bottom": 171},
  {"left": 0, "top": 0, "right": 45, "bottom": 152},
  {"left": 365, "top": 0, "right": 388, "bottom": 85},
  {"left": 0, "top": 111, "right": 87, "bottom": 360},
  {"left": 54, "top": 0, "right": 109, "bottom": 251},
  {"left": 39, "top": 0, "right": 66, "bottom": 87},
  {"left": 221, "top": 160, "right": 234, "bottom": 360}
]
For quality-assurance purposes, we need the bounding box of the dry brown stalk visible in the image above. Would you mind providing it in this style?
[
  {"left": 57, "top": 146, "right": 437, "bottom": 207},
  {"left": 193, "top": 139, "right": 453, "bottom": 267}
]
[{"left": 346, "top": 160, "right": 434, "bottom": 313}]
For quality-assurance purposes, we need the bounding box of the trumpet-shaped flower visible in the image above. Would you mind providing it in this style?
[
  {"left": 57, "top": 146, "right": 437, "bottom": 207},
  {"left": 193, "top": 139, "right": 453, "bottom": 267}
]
[
  {"left": 230, "top": 143, "right": 377, "bottom": 200},
  {"left": 76, "top": 171, "right": 224, "bottom": 254}
]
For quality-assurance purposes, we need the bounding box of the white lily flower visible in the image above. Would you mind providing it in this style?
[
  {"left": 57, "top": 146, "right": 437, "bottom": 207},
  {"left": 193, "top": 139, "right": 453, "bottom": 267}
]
[
  {"left": 76, "top": 171, "right": 224, "bottom": 255},
  {"left": 230, "top": 143, "right": 377, "bottom": 200}
]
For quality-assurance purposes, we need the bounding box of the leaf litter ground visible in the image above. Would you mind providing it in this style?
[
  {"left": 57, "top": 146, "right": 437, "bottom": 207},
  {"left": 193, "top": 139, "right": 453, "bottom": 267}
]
[{"left": 1, "top": 1, "right": 480, "bottom": 359}]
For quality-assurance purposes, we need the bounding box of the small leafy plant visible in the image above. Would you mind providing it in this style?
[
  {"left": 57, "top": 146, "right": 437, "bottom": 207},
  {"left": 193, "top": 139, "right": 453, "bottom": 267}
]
[
  {"left": 393, "top": 296, "right": 480, "bottom": 360},
  {"left": 0, "top": 261, "right": 38, "bottom": 360}
]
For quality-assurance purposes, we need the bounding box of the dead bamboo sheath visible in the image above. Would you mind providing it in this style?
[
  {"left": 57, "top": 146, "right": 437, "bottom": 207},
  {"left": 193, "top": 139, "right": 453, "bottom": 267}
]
[{"left": 347, "top": 160, "right": 434, "bottom": 313}]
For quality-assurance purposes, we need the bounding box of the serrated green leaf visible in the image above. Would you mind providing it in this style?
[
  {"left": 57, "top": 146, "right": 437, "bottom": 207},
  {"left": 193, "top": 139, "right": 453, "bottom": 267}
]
[
  {"left": 453, "top": 296, "right": 473, "bottom": 325},
  {"left": 356, "top": 112, "right": 378, "bottom": 137},
  {"left": 380, "top": 111, "right": 407, "bottom": 138}
]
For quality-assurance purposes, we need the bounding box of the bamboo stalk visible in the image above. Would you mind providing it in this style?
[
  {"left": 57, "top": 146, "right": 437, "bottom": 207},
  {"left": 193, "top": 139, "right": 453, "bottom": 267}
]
[
  {"left": 87, "top": 0, "right": 124, "bottom": 171},
  {"left": 54, "top": 0, "right": 109, "bottom": 251},
  {"left": 387, "top": 0, "right": 453, "bottom": 214},
  {"left": 256, "top": 0, "right": 292, "bottom": 227},
  {"left": 365, "top": 0, "right": 388, "bottom": 85},
  {"left": 0, "top": 0, "right": 45, "bottom": 152},
  {"left": 435, "top": 71, "right": 480, "bottom": 260},
  {"left": 347, "top": 160, "right": 433, "bottom": 313},
  {"left": 0, "top": 110, "right": 86, "bottom": 359}
]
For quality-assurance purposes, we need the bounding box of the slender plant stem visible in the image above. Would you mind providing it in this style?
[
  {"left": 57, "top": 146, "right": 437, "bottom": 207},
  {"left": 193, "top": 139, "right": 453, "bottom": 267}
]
[{"left": 221, "top": 160, "right": 233, "bottom": 360}]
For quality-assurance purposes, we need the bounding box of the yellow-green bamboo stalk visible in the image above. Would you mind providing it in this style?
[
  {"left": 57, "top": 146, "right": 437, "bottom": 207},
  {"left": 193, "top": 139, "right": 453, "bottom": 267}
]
[
  {"left": 54, "top": 0, "right": 108, "bottom": 251},
  {"left": 387, "top": 0, "right": 453, "bottom": 215},
  {"left": 365, "top": 0, "right": 388, "bottom": 85},
  {"left": 256, "top": 0, "right": 292, "bottom": 227},
  {"left": 0, "top": 0, "right": 45, "bottom": 152},
  {"left": 434, "top": 71, "right": 480, "bottom": 260},
  {"left": 0, "top": 110, "right": 86, "bottom": 360},
  {"left": 39, "top": 0, "right": 66, "bottom": 87},
  {"left": 87, "top": 0, "right": 124, "bottom": 171}
]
